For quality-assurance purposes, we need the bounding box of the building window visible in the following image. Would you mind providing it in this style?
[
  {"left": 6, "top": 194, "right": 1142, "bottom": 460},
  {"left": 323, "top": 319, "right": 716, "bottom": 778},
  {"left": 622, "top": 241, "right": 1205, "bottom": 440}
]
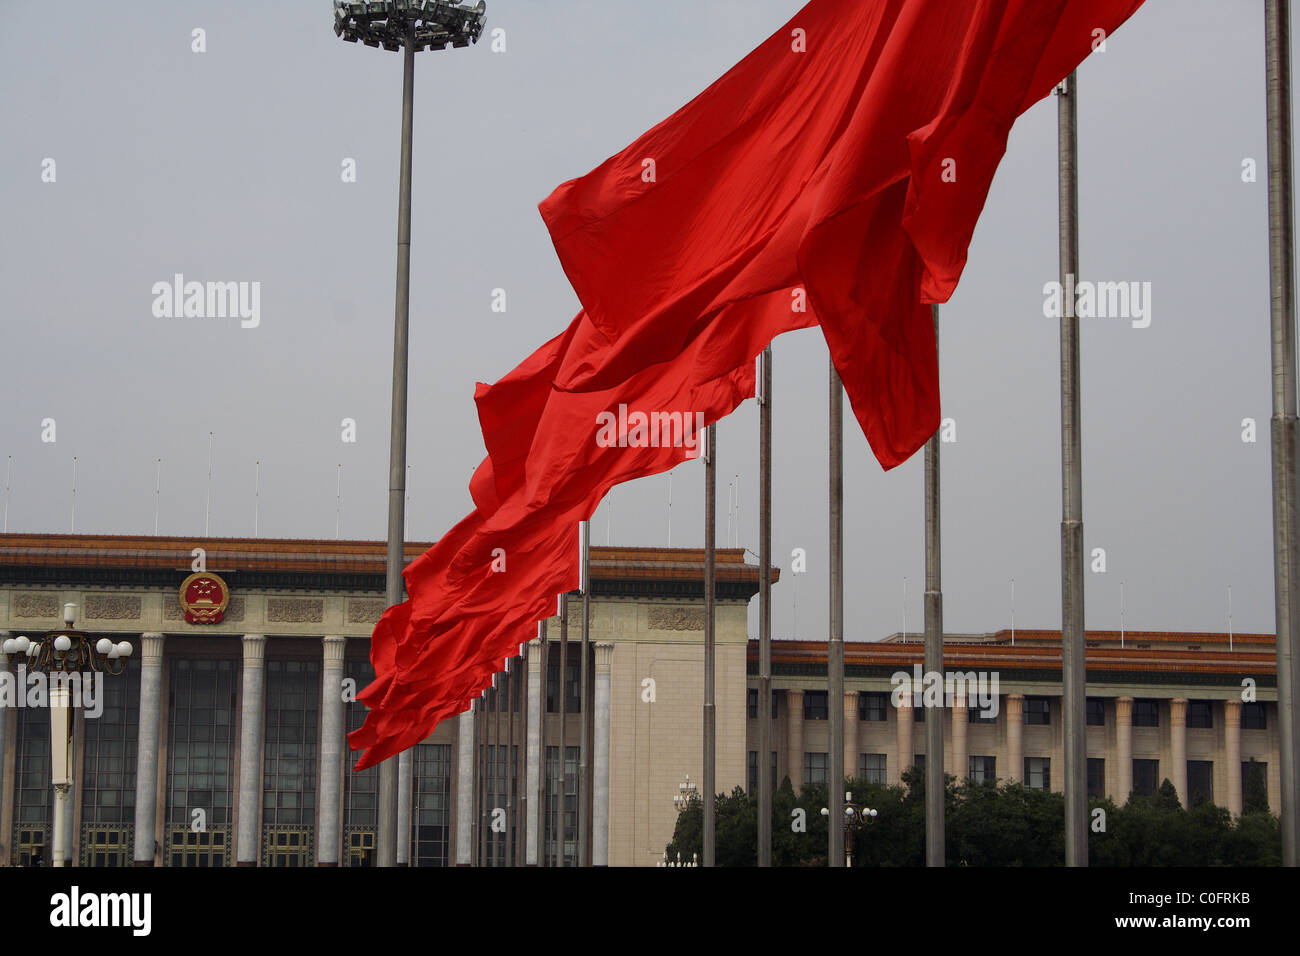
[
  {"left": 544, "top": 745, "right": 578, "bottom": 866},
  {"left": 803, "top": 752, "right": 828, "bottom": 786},
  {"left": 748, "top": 751, "right": 778, "bottom": 795},
  {"left": 344, "top": 657, "right": 379, "bottom": 861},
  {"left": 1025, "top": 757, "right": 1050, "bottom": 791},
  {"left": 968, "top": 705, "right": 996, "bottom": 724},
  {"left": 1186, "top": 700, "right": 1213, "bottom": 729},
  {"left": 410, "top": 742, "right": 451, "bottom": 867},
  {"left": 1133, "top": 758, "right": 1159, "bottom": 797},
  {"left": 1087, "top": 758, "right": 1105, "bottom": 798},
  {"left": 546, "top": 655, "right": 581, "bottom": 714},
  {"left": 1242, "top": 703, "right": 1266, "bottom": 730},
  {"left": 1024, "top": 697, "right": 1051, "bottom": 726},
  {"left": 969, "top": 756, "right": 996, "bottom": 785},
  {"left": 859, "top": 692, "right": 888, "bottom": 722},
  {"left": 1187, "top": 760, "right": 1213, "bottom": 807},
  {"left": 748, "top": 689, "right": 777, "bottom": 719},
  {"left": 484, "top": 743, "right": 518, "bottom": 867},
  {"left": 12, "top": 705, "right": 51, "bottom": 866},
  {"left": 261, "top": 659, "right": 320, "bottom": 867},
  {"left": 914, "top": 754, "right": 926, "bottom": 771},
  {"left": 803, "top": 691, "right": 829, "bottom": 721},
  {"left": 166, "top": 658, "right": 236, "bottom": 867},
  {"left": 80, "top": 662, "right": 140, "bottom": 866},
  {"left": 1242, "top": 760, "right": 1269, "bottom": 813},
  {"left": 859, "top": 753, "right": 888, "bottom": 785},
  {"left": 1133, "top": 699, "right": 1159, "bottom": 727},
  {"left": 1086, "top": 698, "right": 1105, "bottom": 726},
  {"left": 914, "top": 704, "right": 926, "bottom": 722}
]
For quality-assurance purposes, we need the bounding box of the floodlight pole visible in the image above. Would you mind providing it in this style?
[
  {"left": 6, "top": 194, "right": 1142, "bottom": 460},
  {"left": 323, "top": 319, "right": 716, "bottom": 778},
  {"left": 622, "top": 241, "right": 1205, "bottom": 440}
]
[
  {"left": 376, "top": 27, "right": 416, "bottom": 871},
  {"left": 1266, "top": 0, "right": 1300, "bottom": 868},
  {"left": 1058, "top": 72, "right": 1088, "bottom": 868},
  {"left": 703, "top": 424, "right": 717, "bottom": 868}
]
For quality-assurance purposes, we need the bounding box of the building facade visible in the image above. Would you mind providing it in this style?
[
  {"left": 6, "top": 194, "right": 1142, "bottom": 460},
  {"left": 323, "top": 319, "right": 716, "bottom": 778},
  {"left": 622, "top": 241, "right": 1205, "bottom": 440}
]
[{"left": 0, "top": 533, "right": 1283, "bottom": 867}]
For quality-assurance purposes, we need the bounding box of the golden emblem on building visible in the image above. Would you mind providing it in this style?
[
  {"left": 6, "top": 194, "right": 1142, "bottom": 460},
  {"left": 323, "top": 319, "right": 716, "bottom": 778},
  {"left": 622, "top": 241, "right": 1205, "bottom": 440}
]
[{"left": 179, "top": 571, "right": 230, "bottom": 625}]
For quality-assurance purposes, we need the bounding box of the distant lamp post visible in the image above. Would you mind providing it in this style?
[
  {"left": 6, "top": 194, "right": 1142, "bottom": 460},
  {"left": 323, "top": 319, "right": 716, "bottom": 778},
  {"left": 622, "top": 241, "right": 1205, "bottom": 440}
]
[
  {"left": 658, "top": 851, "right": 698, "bottom": 868},
  {"left": 821, "top": 791, "right": 876, "bottom": 868},
  {"left": 673, "top": 774, "right": 698, "bottom": 812},
  {"left": 3, "top": 603, "right": 132, "bottom": 867},
  {"left": 331, "top": 0, "right": 487, "bottom": 868}
]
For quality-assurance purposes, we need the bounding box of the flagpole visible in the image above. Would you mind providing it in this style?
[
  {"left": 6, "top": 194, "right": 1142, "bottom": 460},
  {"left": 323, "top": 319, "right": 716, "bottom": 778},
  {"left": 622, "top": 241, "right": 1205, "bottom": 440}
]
[
  {"left": 556, "top": 592, "right": 568, "bottom": 867},
  {"left": 828, "top": 360, "right": 845, "bottom": 867},
  {"left": 1057, "top": 70, "right": 1088, "bottom": 868},
  {"left": 473, "top": 696, "right": 483, "bottom": 866},
  {"left": 493, "top": 672, "right": 503, "bottom": 865},
  {"left": 1266, "top": 0, "right": 1300, "bottom": 867},
  {"left": 923, "top": 305, "right": 944, "bottom": 868},
  {"left": 758, "top": 345, "right": 774, "bottom": 866},
  {"left": 515, "top": 645, "right": 528, "bottom": 867},
  {"left": 703, "top": 423, "right": 717, "bottom": 867},
  {"left": 536, "top": 619, "right": 548, "bottom": 866},
  {"left": 578, "top": 520, "right": 592, "bottom": 866},
  {"left": 153, "top": 458, "right": 161, "bottom": 536}
]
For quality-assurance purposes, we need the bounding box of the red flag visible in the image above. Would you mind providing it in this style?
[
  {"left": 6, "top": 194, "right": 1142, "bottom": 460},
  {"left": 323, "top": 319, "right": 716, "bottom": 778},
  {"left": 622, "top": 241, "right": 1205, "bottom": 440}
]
[
  {"left": 350, "top": 296, "right": 811, "bottom": 768},
  {"left": 540, "top": 0, "right": 1145, "bottom": 468}
]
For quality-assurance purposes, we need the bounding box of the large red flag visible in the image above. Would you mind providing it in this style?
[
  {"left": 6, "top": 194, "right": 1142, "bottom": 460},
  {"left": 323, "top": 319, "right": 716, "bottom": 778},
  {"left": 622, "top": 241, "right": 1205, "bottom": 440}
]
[
  {"left": 351, "top": 296, "right": 812, "bottom": 768},
  {"left": 539, "top": 0, "right": 1146, "bottom": 468}
]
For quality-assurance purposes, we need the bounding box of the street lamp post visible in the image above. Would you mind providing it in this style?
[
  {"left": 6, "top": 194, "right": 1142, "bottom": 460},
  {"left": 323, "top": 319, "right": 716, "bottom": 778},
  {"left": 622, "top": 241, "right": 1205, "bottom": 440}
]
[
  {"left": 821, "top": 791, "right": 876, "bottom": 868},
  {"left": 3, "top": 603, "right": 132, "bottom": 868},
  {"left": 332, "top": 0, "right": 487, "bottom": 868}
]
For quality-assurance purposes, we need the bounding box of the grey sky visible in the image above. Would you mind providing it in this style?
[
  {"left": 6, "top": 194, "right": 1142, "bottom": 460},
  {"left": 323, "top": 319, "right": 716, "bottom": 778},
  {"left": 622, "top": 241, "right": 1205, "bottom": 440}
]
[{"left": 0, "top": 0, "right": 1287, "bottom": 644}]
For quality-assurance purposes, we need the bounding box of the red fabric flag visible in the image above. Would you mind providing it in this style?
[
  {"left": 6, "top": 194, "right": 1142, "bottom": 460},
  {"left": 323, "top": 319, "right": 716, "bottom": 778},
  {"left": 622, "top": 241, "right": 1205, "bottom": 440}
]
[
  {"left": 350, "top": 296, "right": 812, "bottom": 769},
  {"left": 539, "top": 0, "right": 1145, "bottom": 468}
]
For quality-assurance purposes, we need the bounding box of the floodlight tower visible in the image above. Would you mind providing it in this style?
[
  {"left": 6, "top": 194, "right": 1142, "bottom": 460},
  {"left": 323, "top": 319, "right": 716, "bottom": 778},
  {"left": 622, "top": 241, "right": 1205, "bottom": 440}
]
[{"left": 333, "top": 0, "right": 487, "bottom": 869}]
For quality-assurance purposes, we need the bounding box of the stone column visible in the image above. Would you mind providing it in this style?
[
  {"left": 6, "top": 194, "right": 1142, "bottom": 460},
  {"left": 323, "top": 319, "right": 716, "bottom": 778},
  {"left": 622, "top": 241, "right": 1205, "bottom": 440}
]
[
  {"left": 316, "top": 636, "right": 346, "bottom": 866},
  {"left": 1006, "top": 694, "right": 1024, "bottom": 784},
  {"left": 132, "top": 633, "right": 165, "bottom": 866},
  {"left": 593, "top": 643, "right": 613, "bottom": 866},
  {"left": 843, "top": 691, "right": 859, "bottom": 783},
  {"left": 1115, "top": 696, "right": 1134, "bottom": 802},
  {"left": 236, "top": 634, "right": 266, "bottom": 866},
  {"left": 455, "top": 708, "right": 474, "bottom": 865},
  {"left": 896, "top": 697, "right": 914, "bottom": 785},
  {"left": 786, "top": 689, "right": 804, "bottom": 788},
  {"left": 952, "top": 689, "right": 969, "bottom": 781},
  {"left": 1169, "top": 698, "right": 1188, "bottom": 807},
  {"left": 0, "top": 638, "right": 8, "bottom": 844},
  {"left": 1224, "top": 699, "right": 1242, "bottom": 816},
  {"left": 525, "top": 637, "right": 542, "bottom": 865}
]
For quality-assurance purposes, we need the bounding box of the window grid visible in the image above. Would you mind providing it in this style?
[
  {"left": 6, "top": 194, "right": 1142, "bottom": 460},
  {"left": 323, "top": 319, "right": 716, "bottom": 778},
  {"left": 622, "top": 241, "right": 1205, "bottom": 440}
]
[
  {"left": 543, "top": 745, "right": 578, "bottom": 866},
  {"left": 1133, "top": 758, "right": 1159, "bottom": 797},
  {"left": 344, "top": 659, "right": 379, "bottom": 833},
  {"left": 970, "top": 755, "right": 996, "bottom": 785},
  {"left": 803, "top": 751, "right": 828, "bottom": 786},
  {"left": 13, "top": 702, "right": 51, "bottom": 866},
  {"left": 1086, "top": 698, "right": 1105, "bottom": 727},
  {"left": 165, "top": 658, "right": 236, "bottom": 837},
  {"left": 80, "top": 664, "right": 140, "bottom": 865},
  {"left": 1025, "top": 756, "right": 1050, "bottom": 792},
  {"left": 859, "top": 693, "right": 887, "bottom": 722},
  {"left": 1024, "top": 698, "right": 1051, "bottom": 726},
  {"left": 1087, "top": 758, "right": 1105, "bottom": 798},
  {"left": 411, "top": 741, "right": 451, "bottom": 867},
  {"left": 859, "top": 753, "right": 888, "bottom": 785},
  {"left": 1187, "top": 701, "right": 1213, "bottom": 729},
  {"left": 1188, "top": 760, "right": 1213, "bottom": 806},
  {"left": 1133, "top": 699, "right": 1159, "bottom": 727},
  {"left": 803, "top": 691, "right": 829, "bottom": 721}
]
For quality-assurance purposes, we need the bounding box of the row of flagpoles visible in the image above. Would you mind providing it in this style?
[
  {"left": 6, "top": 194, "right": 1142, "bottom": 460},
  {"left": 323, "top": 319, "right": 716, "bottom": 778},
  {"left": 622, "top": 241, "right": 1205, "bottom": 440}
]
[{"left": 368, "top": 1, "right": 1298, "bottom": 868}]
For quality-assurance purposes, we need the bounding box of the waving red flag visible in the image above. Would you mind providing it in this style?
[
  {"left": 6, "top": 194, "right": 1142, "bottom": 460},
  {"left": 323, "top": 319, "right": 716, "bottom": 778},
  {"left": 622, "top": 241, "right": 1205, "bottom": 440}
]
[{"left": 540, "top": 0, "right": 1145, "bottom": 468}]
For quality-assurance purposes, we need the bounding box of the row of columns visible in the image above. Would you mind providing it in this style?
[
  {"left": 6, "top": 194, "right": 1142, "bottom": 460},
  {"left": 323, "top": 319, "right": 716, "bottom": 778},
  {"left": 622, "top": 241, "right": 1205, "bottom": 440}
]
[{"left": 781, "top": 690, "right": 1252, "bottom": 816}]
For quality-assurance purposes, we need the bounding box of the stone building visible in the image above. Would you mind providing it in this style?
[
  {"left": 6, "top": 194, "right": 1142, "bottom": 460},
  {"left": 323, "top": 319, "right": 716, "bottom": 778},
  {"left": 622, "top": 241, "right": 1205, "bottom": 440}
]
[{"left": 0, "top": 533, "right": 1282, "bottom": 866}]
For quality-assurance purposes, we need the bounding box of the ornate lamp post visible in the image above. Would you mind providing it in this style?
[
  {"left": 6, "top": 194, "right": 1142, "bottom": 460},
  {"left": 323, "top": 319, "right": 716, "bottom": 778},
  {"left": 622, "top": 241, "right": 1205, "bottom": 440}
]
[
  {"left": 672, "top": 773, "right": 698, "bottom": 812},
  {"left": 821, "top": 791, "right": 876, "bottom": 868},
  {"left": 331, "top": 0, "right": 487, "bottom": 868},
  {"left": 2, "top": 603, "right": 132, "bottom": 867}
]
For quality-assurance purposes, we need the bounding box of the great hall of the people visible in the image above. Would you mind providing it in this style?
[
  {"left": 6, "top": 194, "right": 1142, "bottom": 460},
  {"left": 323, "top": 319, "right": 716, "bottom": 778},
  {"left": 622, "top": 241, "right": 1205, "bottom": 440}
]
[{"left": 0, "top": 533, "right": 1282, "bottom": 866}]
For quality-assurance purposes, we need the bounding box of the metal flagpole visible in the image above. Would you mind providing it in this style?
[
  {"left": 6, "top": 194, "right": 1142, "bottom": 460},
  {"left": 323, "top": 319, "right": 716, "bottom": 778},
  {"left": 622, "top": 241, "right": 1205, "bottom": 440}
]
[
  {"left": 923, "top": 305, "right": 944, "bottom": 868},
  {"left": 1058, "top": 70, "right": 1088, "bottom": 868},
  {"left": 493, "top": 674, "right": 502, "bottom": 865},
  {"left": 376, "top": 27, "right": 417, "bottom": 870},
  {"left": 512, "top": 647, "right": 522, "bottom": 868},
  {"left": 556, "top": 593, "right": 568, "bottom": 867},
  {"left": 1266, "top": 0, "right": 1300, "bottom": 867},
  {"left": 71, "top": 456, "right": 77, "bottom": 534},
  {"left": 507, "top": 656, "right": 516, "bottom": 866},
  {"left": 536, "top": 619, "right": 548, "bottom": 866},
  {"left": 828, "top": 360, "right": 845, "bottom": 867},
  {"left": 703, "top": 424, "right": 717, "bottom": 867},
  {"left": 253, "top": 460, "right": 259, "bottom": 537},
  {"left": 758, "top": 346, "right": 774, "bottom": 866},
  {"left": 154, "top": 458, "right": 161, "bottom": 536},
  {"left": 3, "top": 455, "right": 11, "bottom": 533},
  {"left": 578, "top": 520, "right": 591, "bottom": 866},
  {"left": 204, "top": 433, "right": 212, "bottom": 536}
]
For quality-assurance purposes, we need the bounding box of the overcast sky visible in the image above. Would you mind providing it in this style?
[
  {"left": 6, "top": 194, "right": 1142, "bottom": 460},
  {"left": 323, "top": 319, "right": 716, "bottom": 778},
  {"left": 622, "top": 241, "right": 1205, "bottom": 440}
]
[{"left": 0, "top": 0, "right": 1289, "bottom": 644}]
